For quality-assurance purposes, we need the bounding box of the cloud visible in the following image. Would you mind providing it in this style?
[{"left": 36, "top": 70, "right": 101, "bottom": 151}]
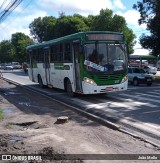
[
  {"left": 0, "top": 0, "right": 150, "bottom": 57},
  {"left": 113, "top": 0, "right": 126, "bottom": 10},
  {"left": 116, "top": 9, "right": 148, "bottom": 38},
  {"left": 116, "top": 10, "right": 145, "bottom": 27},
  {"left": 37, "top": 0, "right": 126, "bottom": 16},
  {"left": 0, "top": 9, "right": 47, "bottom": 41},
  {"left": 132, "top": 40, "right": 150, "bottom": 55}
]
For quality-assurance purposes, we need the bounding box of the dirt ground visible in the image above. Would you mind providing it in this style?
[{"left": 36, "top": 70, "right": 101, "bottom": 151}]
[{"left": 0, "top": 78, "right": 159, "bottom": 163}]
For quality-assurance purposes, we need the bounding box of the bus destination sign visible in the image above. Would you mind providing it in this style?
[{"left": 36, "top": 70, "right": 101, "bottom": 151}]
[{"left": 86, "top": 34, "right": 123, "bottom": 41}]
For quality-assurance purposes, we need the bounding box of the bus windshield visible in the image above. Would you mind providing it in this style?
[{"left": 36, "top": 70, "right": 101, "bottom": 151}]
[{"left": 84, "top": 43, "right": 127, "bottom": 73}]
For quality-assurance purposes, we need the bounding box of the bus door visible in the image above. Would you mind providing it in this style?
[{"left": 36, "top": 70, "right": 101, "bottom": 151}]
[
  {"left": 29, "top": 50, "right": 34, "bottom": 81},
  {"left": 73, "top": 41, "right": 82, "bottom": 92},
  {"left": 44, "top": 47, "right": 51, "bottom": 86}
]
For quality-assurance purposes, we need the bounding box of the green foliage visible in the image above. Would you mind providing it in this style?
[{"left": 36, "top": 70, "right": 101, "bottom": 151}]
[
  {"left": 29, "top": 9, "right": 135, "bottom": 54},
  {"left": 0, "top": 108, "right": 3, "bottom": 120},
  {"left": 0, "top": 32, "right": 33, "bottom": 63},
  {"left": 54, "top": 14, "right": 89, "bottom": 38},
  {"left": 133, "top": 0, "right": 160, "bottom": 56},
  {"left": 11, "top": 32, "right": 34, "bottom": 63},
  {"left": 0, "top": 8, "right": 137, "bottom": 63},
  {"left": 91, "top": 9, "right": 113, "bottom": 31},
  {"left": 0, "top": 40, "right": 15, "bottom": 63},
  {"left": 91, "top": 9, "right": 136, "bottom": 54},
  {"left": 29, "top": 16, "right": 57, "bottom": 42}
]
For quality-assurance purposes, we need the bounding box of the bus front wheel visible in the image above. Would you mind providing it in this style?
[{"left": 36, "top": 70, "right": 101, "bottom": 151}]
[{"left": 66, "top": 80, "right": 75, "bottom": 97}]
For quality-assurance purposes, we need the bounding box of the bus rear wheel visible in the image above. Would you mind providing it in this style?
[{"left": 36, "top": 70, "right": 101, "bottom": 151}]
[
  {"left": 38, "top": 75, "right": 44, "bottom": 88},
  {"left": 66, "top": 80, "right": 75, "bottom": 97}
]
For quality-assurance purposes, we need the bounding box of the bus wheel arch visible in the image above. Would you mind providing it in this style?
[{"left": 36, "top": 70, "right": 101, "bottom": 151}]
[{"left": 38, "top": 74, "right": 45, "bottom": 88}]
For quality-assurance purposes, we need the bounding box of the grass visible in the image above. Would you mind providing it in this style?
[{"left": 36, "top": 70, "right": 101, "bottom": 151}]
[{"left": 0, "top": 108, "right": 3, "bottom": 120}]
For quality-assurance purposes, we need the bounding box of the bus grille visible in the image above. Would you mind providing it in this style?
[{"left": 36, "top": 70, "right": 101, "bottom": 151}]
[{"left": 96, "top": 74, "right": 123, "bottom": 82}]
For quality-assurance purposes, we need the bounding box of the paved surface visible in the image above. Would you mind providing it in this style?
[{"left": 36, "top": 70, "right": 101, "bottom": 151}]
[
  {"left": 1, "top": 78, "right": 160, "bottom": 163},
  {"left": 2, "top": 69, "right": 160, "bottom": 147}
]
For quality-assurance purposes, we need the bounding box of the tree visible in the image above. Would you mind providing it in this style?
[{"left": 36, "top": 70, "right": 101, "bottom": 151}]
[
  {"left": 29, "top": 16, "right": 57, "bottom": 42},
  {"left": 29, "top": 9, "right": 136, "bottom": 54},
  {"left": 0, "top": 40, "right": 15, "bottom": 63},
  {"left": 133, "top": 0, "right": 160, "bottom": 56},
  {"left": 54, "top": 14, "right": 89, "bottom": 38},
  {"left": 91, "top": 9, "right": 136, "bottom": 54},
  {"left": 11, "top": 32, "right": 33, "bottom": 63}
]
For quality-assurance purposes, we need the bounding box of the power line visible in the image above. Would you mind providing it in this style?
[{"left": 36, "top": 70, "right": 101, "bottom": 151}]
[
  {"left": 0, "top": 0, "right": 32, "bottom": 41},
  {"left": 0, "top": 0, "right": 8, "bottom": 11},
  {"left": 0, "top": 0, "right": 32, "bottom": 29},
  {"left": 0, "top": 0, "right": 24, "bottom": 24}
]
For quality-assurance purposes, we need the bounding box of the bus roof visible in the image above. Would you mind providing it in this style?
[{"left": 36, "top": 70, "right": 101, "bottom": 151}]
[{"left": 26, "top": 31, "right": 124, "bottom": 50}]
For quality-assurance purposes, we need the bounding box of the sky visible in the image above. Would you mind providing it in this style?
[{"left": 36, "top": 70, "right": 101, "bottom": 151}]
[{"left": 0, "top": 0, "right": 150, "bottom": 55}]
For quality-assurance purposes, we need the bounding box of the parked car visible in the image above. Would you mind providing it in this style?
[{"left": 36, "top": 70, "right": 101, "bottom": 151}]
[
  {"left": 128, "top": 67, "right": 154, "bottom": 86},
  {"left": 143, "top": 65, "right": 157, "bottom": 75},
  {"left": 4, "top": 64, "right": 13, "bottom": 70},
  {"left": 11, "top": 62, "right": 22, "bottom": 69},
  {"left": 0, "top": 63, "right": 6, "bottom": 69},
  {"left": 156, "top": 60, "right": 160, "bottom": 70}
]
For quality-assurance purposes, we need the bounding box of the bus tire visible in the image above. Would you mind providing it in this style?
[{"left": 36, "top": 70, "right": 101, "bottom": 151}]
[
  {"left": 38, "top": 75, "right": 44, "bottom": 88},
  {"left": 147, "top": 82, "right": 152, "bottom": 86},
  {"left": 133, "top": 78, "right": 139, "bottom": 86},
  {"left": 66, "top": 80, "right": 75, "bottom": 97}
]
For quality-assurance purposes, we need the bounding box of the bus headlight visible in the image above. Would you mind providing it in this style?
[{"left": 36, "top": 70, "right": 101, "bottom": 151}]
[
  {"left": 83, "top": 77, "right": 96, "bottom": 84},
  {"left": 121, "top": 75, "right": 128, "bottom": 83}
]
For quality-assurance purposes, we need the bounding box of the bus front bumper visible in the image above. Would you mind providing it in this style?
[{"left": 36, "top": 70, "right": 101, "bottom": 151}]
[{"left": 81, "top": 80, "right": 128, "bottom": 94}]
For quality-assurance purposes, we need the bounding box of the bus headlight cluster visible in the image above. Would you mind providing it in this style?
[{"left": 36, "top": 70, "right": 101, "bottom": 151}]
[
  {"left": 83, "top": 77, "right": 95, "bottom": 84},
  {"left": 121, "top": 75, "right": 128, "bottom": 83}
]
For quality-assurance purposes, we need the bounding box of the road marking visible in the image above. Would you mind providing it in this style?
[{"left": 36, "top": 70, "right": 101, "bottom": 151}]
[
  {"left": 119, "top": 93, "right": 160, "bottom": 104},
  {"left": 109, "top": 96, "right": 158, "bottom": 108},
  {"left": 120, "top": 117, "right": 160, "bottom": 137},
  {"left": 141, "top": 110, "right": 160, "bottom": 114},
  {"left": 136, "top": 92, "right": 159, "bottom": 98},
  {"left": 148, "top": 92, "right": 160, "bottom": 95}
]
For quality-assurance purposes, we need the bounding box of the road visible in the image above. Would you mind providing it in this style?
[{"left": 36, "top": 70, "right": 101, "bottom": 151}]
[{"left": 2, "top": 69, "right": 160, "bottom": 147}]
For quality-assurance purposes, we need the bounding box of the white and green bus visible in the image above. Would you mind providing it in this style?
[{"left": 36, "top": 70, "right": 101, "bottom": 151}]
[{"left": 26, "top": 31, "right": 128, "bottom": 96}]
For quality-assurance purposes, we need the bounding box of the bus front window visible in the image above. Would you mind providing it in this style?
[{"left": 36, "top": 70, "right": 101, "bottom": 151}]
[{"left": 84, "top": 43, "right": 127, "bottom": 73}]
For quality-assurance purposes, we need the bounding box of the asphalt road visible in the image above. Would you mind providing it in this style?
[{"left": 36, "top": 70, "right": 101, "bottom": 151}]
[{"left": 2, "top": 69, "right": 160, "bottom": 147}]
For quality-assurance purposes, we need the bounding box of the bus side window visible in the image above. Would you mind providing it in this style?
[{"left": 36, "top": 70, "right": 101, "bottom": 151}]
[
  {"left": 38, "top": 48, "right": 43, "bottom": 63},
  {"left": 64, "top": 42, "right": 71, "bottom": 62},
  {"left": 56, "top": 44, "right": 63, "bottom": 62},
  {"left": 53, "top": 45, "right": 58, "bottom": 62},
  {"left": 33, "top": 49, "right": 38, "bottom": 63},
  {"left": 50, "top": 46, "right": 54, "bottom": 63}
]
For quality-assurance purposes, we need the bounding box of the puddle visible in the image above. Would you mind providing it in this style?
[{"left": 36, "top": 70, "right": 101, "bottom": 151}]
[
  {"left": 3, "top": 108, "right": 13, "bottom": 113},
  {"left": 4, "top": 92, "right": 21, "bottom": 95},
  {"left": 8, "top": 135, "right": 24, "bottom": 142},
  {"left": 18, "top": 102, "right": 30, "bottom": 106},
  {"left": 7, "top": 121, "right": 47, "bottom": 131},
  {"left": 15, "top": 121, "right": 38, "bottom": 126}
]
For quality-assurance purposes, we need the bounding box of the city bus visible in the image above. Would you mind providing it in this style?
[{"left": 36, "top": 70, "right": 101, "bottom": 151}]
[{"left": 26, "top": 31, "right": 128, "bottom": 96}]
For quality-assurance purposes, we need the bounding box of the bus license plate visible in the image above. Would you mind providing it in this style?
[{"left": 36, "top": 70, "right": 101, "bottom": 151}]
[
  {"left": 106, "top": 87, "right": 113, "bottom": 91},
  {"left": 147, "top": 79, "right": 151, "bottom": 81}
]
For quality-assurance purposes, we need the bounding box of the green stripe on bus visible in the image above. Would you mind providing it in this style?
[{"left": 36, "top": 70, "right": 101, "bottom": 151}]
[{"left": 54, "top": 63, "right": 64, "bottom": 70}]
